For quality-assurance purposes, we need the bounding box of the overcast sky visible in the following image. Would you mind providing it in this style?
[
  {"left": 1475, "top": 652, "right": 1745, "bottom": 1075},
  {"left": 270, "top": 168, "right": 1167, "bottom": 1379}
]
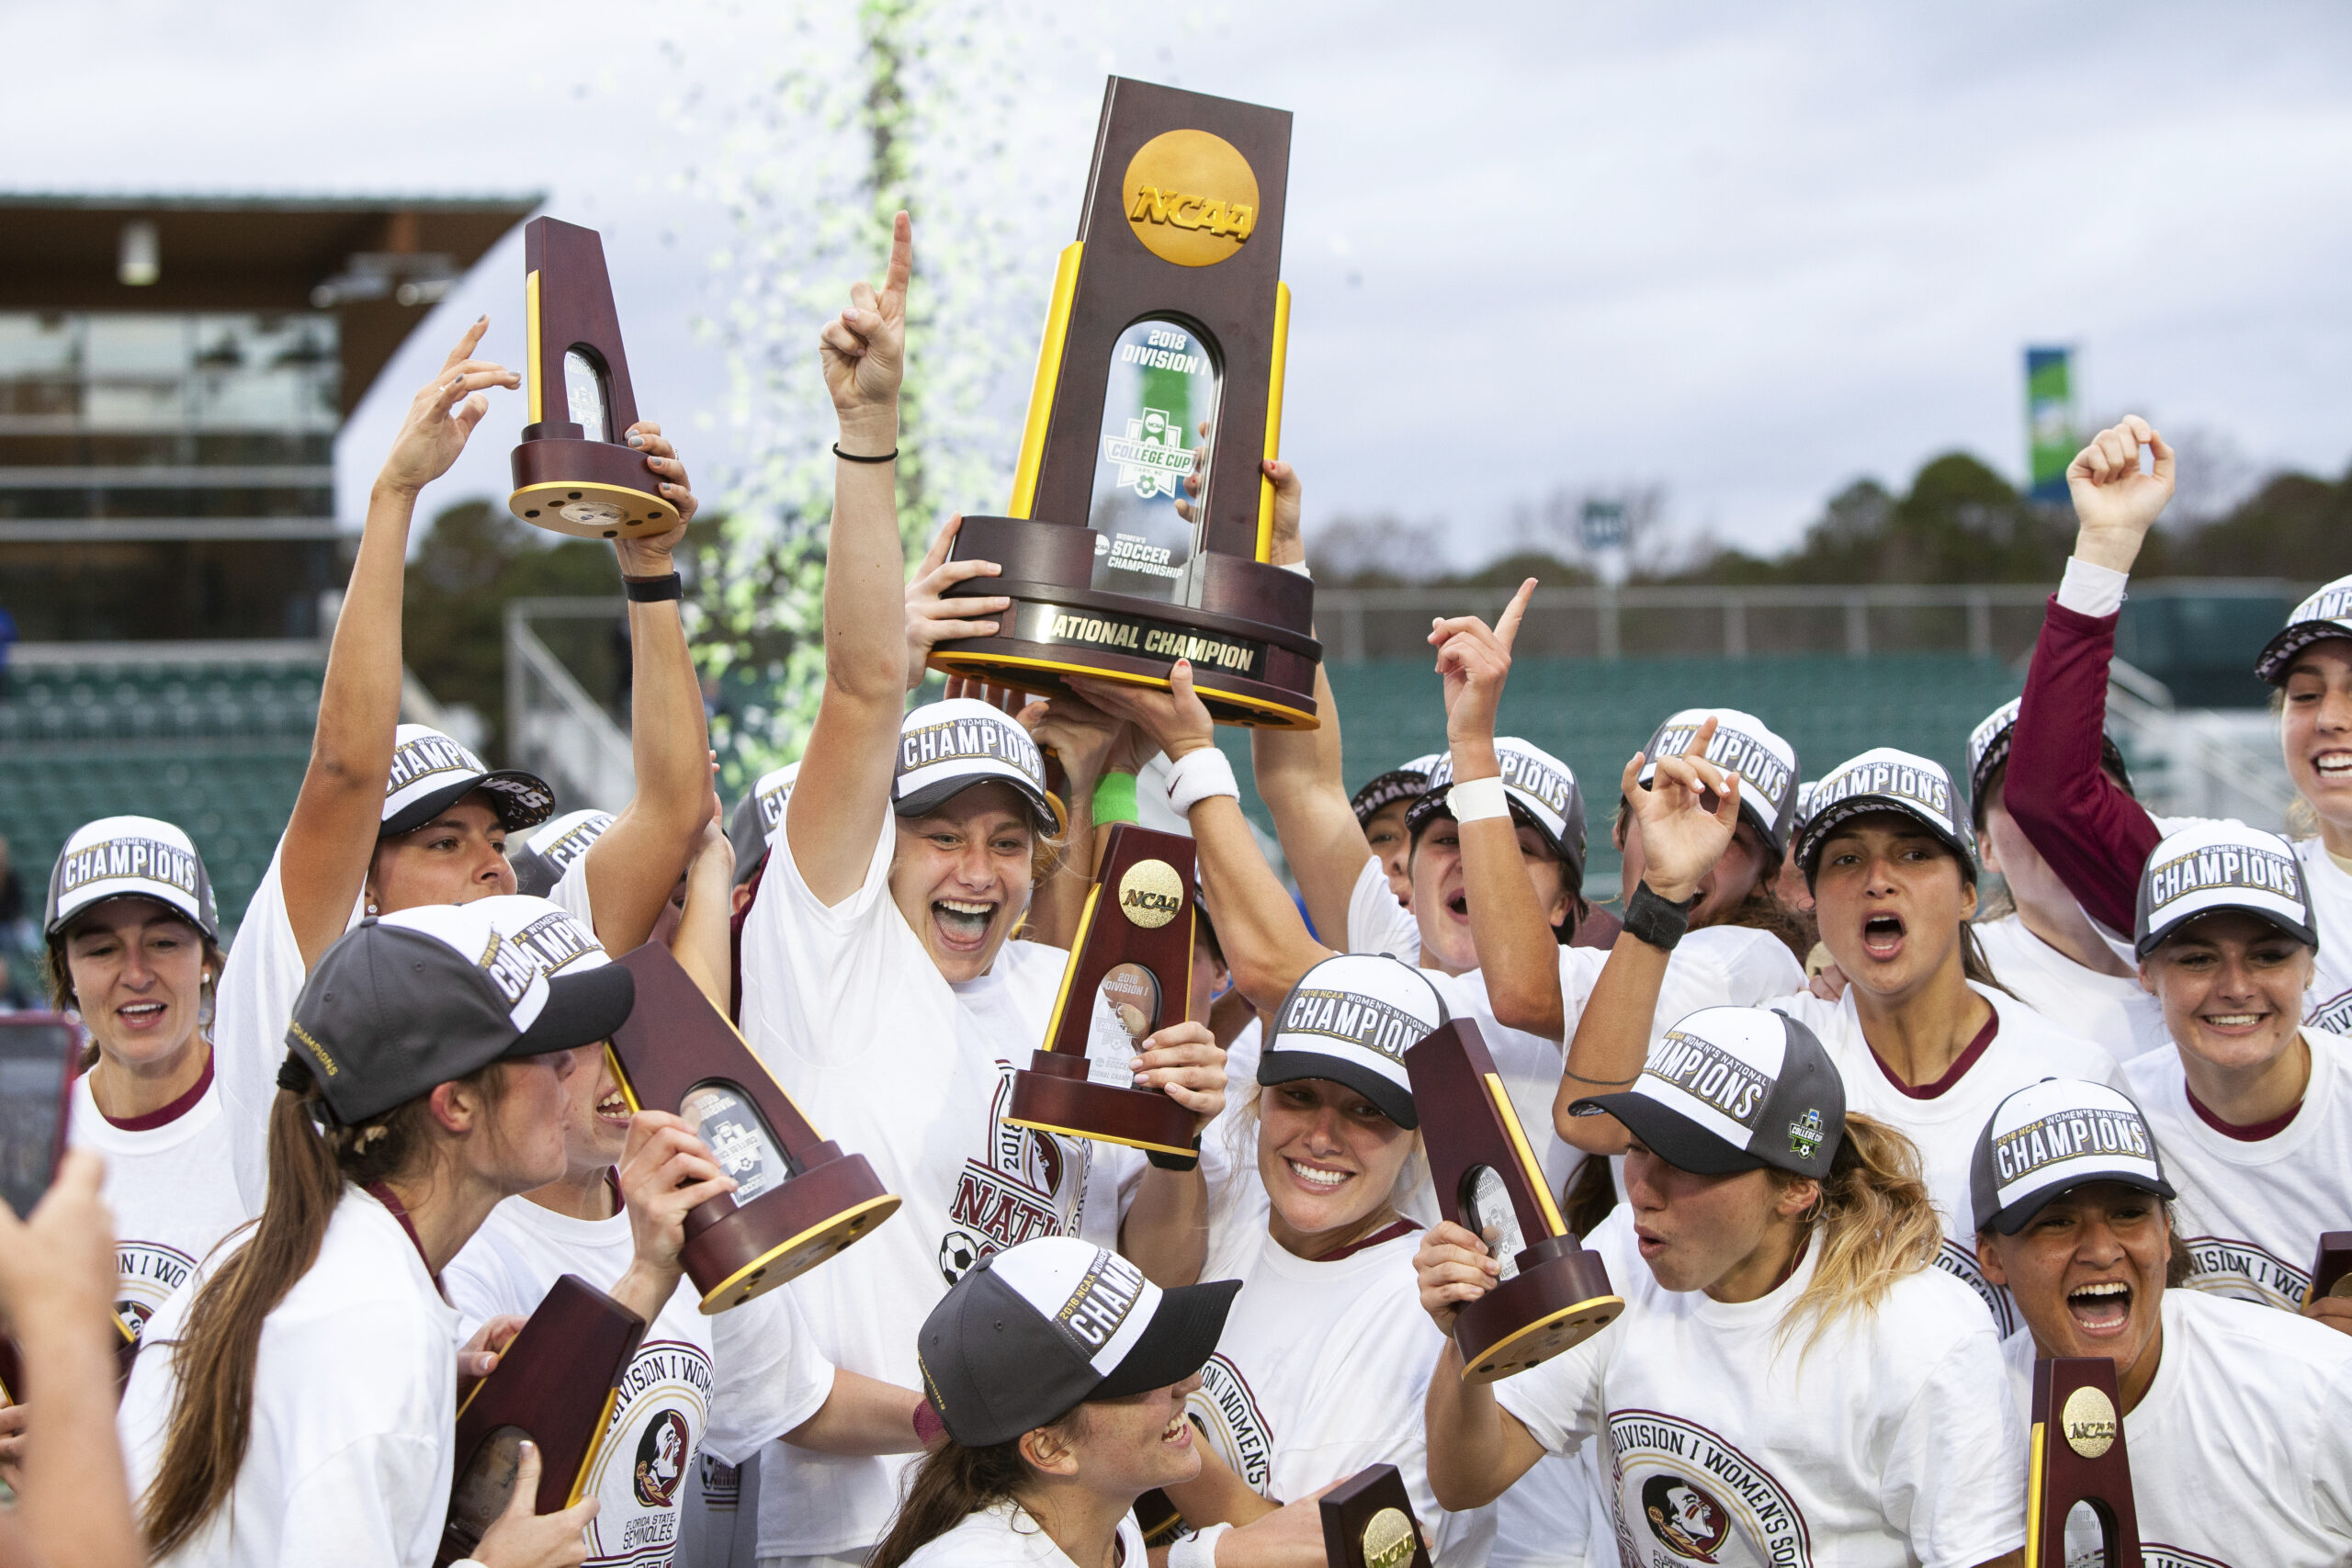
[{"left": 7, "top": 0, "right": 2351, "bottom": 566}]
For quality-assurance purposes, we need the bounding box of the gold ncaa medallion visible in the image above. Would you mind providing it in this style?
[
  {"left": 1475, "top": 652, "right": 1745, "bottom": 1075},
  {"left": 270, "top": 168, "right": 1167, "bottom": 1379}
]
[
  {"left": 1117, "top": 858, "right": 1185, "bottom": 929},
  {"left": 1122, "top": 130, "right": 1261, "bottom": 268},
  {"left": 2061, "top": 1385, "right": 2118, "bottom": 1459},
  {"left": 1360, "top": 1507, "right": 1415, "bottom": 1568}
]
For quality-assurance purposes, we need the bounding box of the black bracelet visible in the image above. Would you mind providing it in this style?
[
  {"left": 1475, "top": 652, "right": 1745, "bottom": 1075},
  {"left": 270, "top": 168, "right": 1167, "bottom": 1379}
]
[
  {"left": 832, "top": 443, "right": 899, "bottom": 464},
  {"left": 622, "top": 572, "right": 684, "bottom": 603},
  {"left": 1622, "top": 882, "right": 1700, "bottom": 952},
  {"left": 1147, "top": 1134, "right": 1204, "bottom": 1173}
]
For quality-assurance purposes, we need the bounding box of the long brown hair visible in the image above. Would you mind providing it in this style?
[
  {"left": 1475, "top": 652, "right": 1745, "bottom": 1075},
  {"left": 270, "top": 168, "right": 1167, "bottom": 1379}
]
[
  {"left": 870, "top": 1409, "right": 1089, "bottom": 1568},
  {"left": 1774, "top": 1113, "right": 1941, "bottom": 1358},
  {"left": 140, "top": 1074, "right": 498, "bottom": 1557}
]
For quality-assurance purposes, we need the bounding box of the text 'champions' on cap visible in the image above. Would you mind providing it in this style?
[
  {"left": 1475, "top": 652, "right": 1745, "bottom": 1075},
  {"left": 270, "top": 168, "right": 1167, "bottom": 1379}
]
[
  {"left": 1792, "top": 746, "right": 1973, "bottom": 879},
  {"left": 1570, "top": 1005, "right": 1847, "bottom": 1180},
  {"left": 44, "top": 815, "right": 219, "bottom": 943},
  {"left": 509, "top": 807, "right": 614, "bottom": 898},
  {"left": 1351, "top": 751, "right": 1444, "bottom": 827},
  {"left": 893, "top": 699, "right": 1059, "bottom": 832},
  {"left": 2256, "top": 572, "right": 2352, "bottom": 684},
  {"left": 1635, "top": 706, "right": 1801, "bottom": 858},
  {"left": 1970, "top": 1077, "right": 2174, "bottom": 1236},
  {"left": 1259, "top": 953, "right": 1447, "bottom": 1130},
  {"left": 380, "top": 722, "right": 556, "bottom": 838},
  {"left": 2133, "top": 819, "right": 2318, "bottom": 959},
  {"left": 1406, "top": 739, "right": 1588, "bottom": 878}
]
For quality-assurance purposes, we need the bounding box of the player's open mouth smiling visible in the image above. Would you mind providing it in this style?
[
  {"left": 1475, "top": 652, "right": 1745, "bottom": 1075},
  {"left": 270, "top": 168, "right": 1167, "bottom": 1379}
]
[
  {"left": 2199, "top": 1009, "right": 2268, "bottom": 1036},
  {"left": 2066, "top": 1278, "right": 2132, "bottom": 1338},
  {"left": 1159, "top": 1412, "right": 1193, "bottom": 1448},
  {"left": 1285, "top": 1157, "right": 1352, "bottom": 1193},
  {"left": 1860, "top": 911, "right": 1905, "bottom": 960},
  {"left": 933, "top": 898, "right": 997, "bottom": 951},
  {"left": 118, "top": 999, "right": 167, "bottom": 1031},
  {"left": 594, "top": 1086, "right": 632, "bottom": 1125},
  {"left": 2312, "top": 748, "right": 2352, "bottom": 782}
]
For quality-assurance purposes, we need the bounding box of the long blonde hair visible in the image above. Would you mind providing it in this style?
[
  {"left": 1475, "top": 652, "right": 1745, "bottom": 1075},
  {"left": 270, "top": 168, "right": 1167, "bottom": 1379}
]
[{"left": 1774, "top": 1113, "right": 1941, "bottom": 1357}]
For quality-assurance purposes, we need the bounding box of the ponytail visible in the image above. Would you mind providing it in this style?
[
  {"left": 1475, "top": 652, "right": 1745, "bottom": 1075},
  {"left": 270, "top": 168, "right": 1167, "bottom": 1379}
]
[
  {"left": 1776, "top": 1113, "right": 1940, "bottom": 1359},
  {"left": 141, "top": 1073, "right": 493, "bottom": 1556},
  {"left": 871, "top": 1410, "right": 1088, "bottom": 1568}
]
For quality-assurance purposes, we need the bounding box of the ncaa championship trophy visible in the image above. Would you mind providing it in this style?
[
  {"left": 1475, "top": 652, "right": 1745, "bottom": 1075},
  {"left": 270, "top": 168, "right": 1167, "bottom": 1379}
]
[
  {"left": 506, "top": 217, "right": 682, "bottom": 540},
  {"left": 1005, "top": 824, "right": 1200, "bottom": 1157},
  {"left": 1319, "top": 1465, "right": 1432, "bottom": 1568},
  {"left": 438, "top": 1275, "right": 647, "bottom": 1565},
  {"left": 928, "top": 77, "right": 1321, "bottom": 728},
  {"left": 607, "top": 943, "right": 899, "bottom": 1312},
  {"left": 2025, "top": 1357, "right": 2143, "bottom": 1568},
  {"left": 2309, "top": 1231, "right": 2352, "bottom": 1303},
  {"left": 1404, "top": 1021, "right": 1623, "bottom": 1382}
]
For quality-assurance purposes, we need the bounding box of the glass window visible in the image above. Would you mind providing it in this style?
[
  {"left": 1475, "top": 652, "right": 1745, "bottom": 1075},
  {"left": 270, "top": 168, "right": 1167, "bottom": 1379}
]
[
  {"left": 85, "top": 316, "right": 189, "bottom": 377},
  {"left": 0, "top": 314, "right": 79, "bottom": 377},
  {"left": 1085, "top": 316, "right": 1219, "bottom": 604}
]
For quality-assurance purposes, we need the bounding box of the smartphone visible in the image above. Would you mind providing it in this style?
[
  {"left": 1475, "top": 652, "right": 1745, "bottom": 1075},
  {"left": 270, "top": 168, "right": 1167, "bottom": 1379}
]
[{"left": 0, "top": 1014, "right": 79, "bottom": 1222}]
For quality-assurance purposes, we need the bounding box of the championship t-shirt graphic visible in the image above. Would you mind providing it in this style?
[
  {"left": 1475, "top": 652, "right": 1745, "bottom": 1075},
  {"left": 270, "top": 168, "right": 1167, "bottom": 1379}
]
[
  {"left": 936, "top": 1069, "right": 1091, "bottom": 1284},
  {"left": 1931, "top": 1237, "right": 2020, "bottom": 1337},
  {"left": 1185, "top": 1352, "right": 1275, "bottom": 1495},
  {"left": 1608, "top": 1411, "right": 1813, "bottom": 1567},
  {"left": 114, "top": 1239, "right": 198, "bottom": 1342},
  {"left": 573, "top": 1337, "right": 716, "bottom": 1565},
  {"left": 2177, "top": 1234, "right": 2310, "bottom": 1311}
]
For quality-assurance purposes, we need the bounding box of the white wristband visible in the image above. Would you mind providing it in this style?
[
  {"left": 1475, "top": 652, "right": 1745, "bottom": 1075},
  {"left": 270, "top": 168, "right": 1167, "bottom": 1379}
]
[
  {"left": 1165, "top": 745, "right": 1240, "bottom": 817},
  {"left": 1169, "top": 1523, "right": 1231, "bottom": 1568},
  {"left": 1279, "top": 559, "right": 1311, "bottom": 579},
  {"left": 1448, "top": 774, "right": 1510, "bottom": 823}
]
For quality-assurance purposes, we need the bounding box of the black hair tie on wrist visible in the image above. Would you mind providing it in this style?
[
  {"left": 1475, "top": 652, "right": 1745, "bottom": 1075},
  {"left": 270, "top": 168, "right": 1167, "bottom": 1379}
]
[
  {"left": 622, "top": 571, "right": 684, "bottom": 603},
  {"left": 832, "top": 444, "right": 899, "bottom": 464},
  {"left": 1623, "top": 882, "right": 1700, "bottom": 952}
]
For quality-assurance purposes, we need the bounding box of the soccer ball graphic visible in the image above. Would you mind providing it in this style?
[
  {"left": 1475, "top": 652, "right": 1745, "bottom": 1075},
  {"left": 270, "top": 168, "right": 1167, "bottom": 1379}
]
[{"left": 937, "top": 1229, "right": 987, "bottom": 1284}]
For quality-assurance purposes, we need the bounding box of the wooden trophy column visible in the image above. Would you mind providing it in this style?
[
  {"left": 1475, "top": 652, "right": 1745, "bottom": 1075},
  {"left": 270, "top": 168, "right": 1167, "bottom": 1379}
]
[
  {"left": 609, "top": 943, "right": 899, "bottom": 1313},
  {"left": 2026, "top": 1356, "right": 2143, "bottom": 1568},
  {"left": 2308, "top": 1231, "right": 2352, "bottom": 1304},
  {"left": 507, "top": 217, "right": 681, "bottom": 541},
  {"left": 1404, "top": 1020, "right": 1623, "bottom": 1382},
  {"left": 1005, "top": 824, "right": 1200, "bottom": 1156}
]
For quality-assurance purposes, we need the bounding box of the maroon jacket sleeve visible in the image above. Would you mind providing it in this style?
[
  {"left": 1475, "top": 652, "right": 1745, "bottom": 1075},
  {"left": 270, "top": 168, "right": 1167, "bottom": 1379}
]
[{"left": 2003, "top": 595, "right": 2162, "bottom": 935}]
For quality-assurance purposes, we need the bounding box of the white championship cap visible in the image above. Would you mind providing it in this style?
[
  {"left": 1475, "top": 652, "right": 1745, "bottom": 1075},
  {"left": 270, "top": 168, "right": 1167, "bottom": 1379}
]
[
  {"left": 381, "top": 723, "right": 556, "bottom": 837},
  {"left": 44, "top": 815, "right": 219, "bottom": 943},
  {"left": 1635, "top": 706, "right": 1802, "bottom": 858},
  {"left": 2133, "top": 819, "right": 2317, "bottom": 959},
  {"left": 1971, "top": 1077, "right": 2173, "bottom": 1235},
  {"left": 1260, "top": 953, "right": 1448, "bottom": 1129},
  {"left": 893, "top": 699, "right": 1057, "bottom": 831},
  {"left": 1793, "top": 747, "right": 1973, "bottom": 878}
]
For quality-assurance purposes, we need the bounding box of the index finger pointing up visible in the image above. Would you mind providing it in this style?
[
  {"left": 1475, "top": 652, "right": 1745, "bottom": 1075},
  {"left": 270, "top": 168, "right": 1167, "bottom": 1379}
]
[
  {"left": 880, "top": 211, "right": 912, "bottom": 311},
  {"left": 1494, "top": 577, "right": 1537, "bottom": 650}
]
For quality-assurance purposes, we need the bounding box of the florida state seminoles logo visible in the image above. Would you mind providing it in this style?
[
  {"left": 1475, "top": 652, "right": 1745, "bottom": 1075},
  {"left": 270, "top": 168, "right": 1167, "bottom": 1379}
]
[
  {"left": 633, "top": 1409, "right": 690, "bottom": 1508},
  {"left": 1643, "top": 1473, "right": 1732, "bottom": 1562}
]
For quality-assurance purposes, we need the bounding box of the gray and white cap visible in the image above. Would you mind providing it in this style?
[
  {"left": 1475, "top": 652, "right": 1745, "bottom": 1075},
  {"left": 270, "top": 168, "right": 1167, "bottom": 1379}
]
[
  {"left": 1965, "top": 697, "right": 2131, "bottom": 827},
  {"left": 1635, "top": 707, "right": 1802, "bottom": 859},
  {"left": 1971, "top": 1077, "right": 2174, "bottom": 1235},
  {"left": 1406, "top": 739, "right": 1588, "bottom": 879},
  {"left": 2256, "top": 573, "right": 2352, "bottom": 684},
  {"left": 917, "top": 1236, "right": 1239, "bottom": 1448},
  {"left": 1351, "top": 751, "right": 1444, "bottom": 826},
  {"left": 728, "top": 761, "right": 802, "bottom": 886},
  {"left": 1572, "top": 1005, "right": 1846, "bottom": 1179},
  {"left": 44, "top": 815, "right": 218, "bottom": 943},
  {"left": 2134, "top": 819, "right": 2317, "bottom": 958},
  {"left": 381, "top": 723, "right": 556, "bottom": 838},
  {"left": 894, "top": 698, "right": 1057, "bottom": 831},
  {"left": 1261, "top": 953, "right": 1448, "bottom": 1129},
  {"left": 508, "top": 808, "right": 614, "bottom": 899},
  {"left": 1792, "top": 747, "right": 1974, "bottom": 879}
]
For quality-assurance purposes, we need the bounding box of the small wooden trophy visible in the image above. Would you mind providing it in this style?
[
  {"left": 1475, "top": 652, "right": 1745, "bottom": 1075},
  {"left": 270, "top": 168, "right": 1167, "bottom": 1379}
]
[
  {"left": 2308, "top": 1231, "right": 2352, "bottom": 1304},
  {"left": 2025, "top": 1356, "right": 2143, "bottom": 1568},
  {"left": 608, "top": 942, "right": 899, "bottom": 1313},
  {"left": 507, "top": 217, "right": 681, "bottom": 541},
  {"left": 1319, "top": 1465, "right": 1431, "bottom": 1568},
  {"left": 1004, "top": 825, "right": 1200, "bottom": 1157},
  {"left": 1404, "top": 1020, "right": 1623, "bottom": 1382},
  {"left": 438, "top": 1275, "right": 646, "bottom": 1566}
]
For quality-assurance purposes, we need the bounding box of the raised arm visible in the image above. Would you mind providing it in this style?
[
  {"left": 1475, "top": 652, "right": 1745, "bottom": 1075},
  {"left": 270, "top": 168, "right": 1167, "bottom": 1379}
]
[
  {"left": 1413, "top": 1223, "right": 1548, "bottom": 1510},
  {"left": 581, "top": 423, "right": 713, "bottom": 953},
  {"left": 1555, "top": 728, "right": 1738, "bottom": 1154},
  {"left": 280, "top": 322, "right": 517, "bottom": 966},
  {"left": 786, "top": 213, "right": 914, "bottom": 907},
  {"left": 1434, "top": 581, "right": 1563, "bottom": 1038},
  {"left": 670, "top": 808, "right": 735, "bottom": 1010},
  {"left": 1073, "top": 662, "right": 1331, "bottom": 1013},
  {"left": 2004, "top": 416, "right": 2175, "bottom": 935},
  {"left": 1246, "top": 462, "right": 1375, "bottom": 942}
]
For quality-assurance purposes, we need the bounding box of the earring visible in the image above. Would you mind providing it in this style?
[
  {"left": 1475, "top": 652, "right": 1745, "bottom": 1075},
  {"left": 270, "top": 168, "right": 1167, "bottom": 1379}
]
[{"left": 366, "top": 900, "right": 379, "bottom": 916}]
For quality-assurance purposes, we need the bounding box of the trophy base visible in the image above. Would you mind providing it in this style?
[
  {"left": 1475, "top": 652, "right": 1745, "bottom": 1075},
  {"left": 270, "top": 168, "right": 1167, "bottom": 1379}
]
[
  {"left": 1454, "top": 1235, "right": 1624, "bottom": 1383},
  {"left": 929, "top": 515, "right": 1320, "bottom": 729},
  {"left": 1004, "top": 1050, "right": 1200, "bottom": 1157},
  {"left": 510, "top": 439, "right": 683, "bottom": 540},
  {"left": 684, "top": 1145, "right": 901, "bottom": 1314}
]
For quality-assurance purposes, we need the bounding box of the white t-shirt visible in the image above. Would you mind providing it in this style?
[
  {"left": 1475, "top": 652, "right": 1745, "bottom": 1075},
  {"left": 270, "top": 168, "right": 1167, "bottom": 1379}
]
[
  {"left": 738, "top": 813, "right": 1143, "bottom": 1557},
  {"left": 67, "top": 1057, "right": 252, "bottom": 1343},
  {"left": 2297, "top": 840, "right": 2352, "bottom": 1033},
  {"left": 1769, "top": 984, "right": 2125, "bottom": 1337},
  {"left": 1496, "top": 1210, "right": 2026, "bottom": 1568},
  {"left": 119, "top": 1187, "right": 460, "bottom": 1568},
  {"left": 1190, "top": 1222, "right": 1494, "bottom": 1568},
  {"left": 209, "top": 839, "right": 363, "bottom": 1212},
  {"left": 1999, "top": 1290, "right": 2352, "bottom": 1568},
  {"left": 1347, "top": 852, "right": 1424, "bottom": 962},
  {"left": 901, "top": 1498, "right": 1144, "bottom": 1568},
  {"left": 445, "top": 1195, "right": 836, "bottom": 1568},
  {"left": 548, "top": 849, "right": 599, "bottom": 935},
  {"left": 1971, "top": 914, "right": 2170, "bottom": 1064},
  {"left": 2123, "top": 1030, "right": 2352, "bottom": 1310}
]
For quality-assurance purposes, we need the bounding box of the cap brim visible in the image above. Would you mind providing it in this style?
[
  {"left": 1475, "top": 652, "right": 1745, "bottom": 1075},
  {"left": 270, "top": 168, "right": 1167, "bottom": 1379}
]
[
  {"left": 1989, "top": 1171, "right": 2177, "bottom": 1236},
  {"left": 1570, "top": 1091, "right": 1765, "bottom": 1177},
  {"left": 1258, "top": 1049, "right": 1418, "bottom": 1130},
  {"left": 509, "top": 964, "right": 637, "bottom": 1055},
  {"left": 1094, "top": 1279, "right": 1241, "bottom": 1399},
  {"left": 895, "top": 771, "right": 1062, "bottom": 834},
  {"left": 1798, "top": 796, "right": 1973, "bottom": 880},
  {"left": 48, "top": 887, "right": 214, "bottom": 944},
  {"left": 2257, "top": 621, "right": 2352, "bottom": 684},
  {"left": 382, "top": 770, "right": 556, "bottom": 838},
  {"left": 2136, "top": 904, "right": 2319, "bottom": 961},
  {"left": 1351, "top": 770, "right": 1429, "bottom": 826}
]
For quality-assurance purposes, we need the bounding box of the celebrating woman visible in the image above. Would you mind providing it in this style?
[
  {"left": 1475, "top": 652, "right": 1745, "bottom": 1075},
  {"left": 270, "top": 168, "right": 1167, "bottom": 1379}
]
[
  {"left": 1420, "top": 1008, "right": 2027, "bottom": 1566},
  {"left": 119, "top": 897, "right": 636, "bottom": 1566}
]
